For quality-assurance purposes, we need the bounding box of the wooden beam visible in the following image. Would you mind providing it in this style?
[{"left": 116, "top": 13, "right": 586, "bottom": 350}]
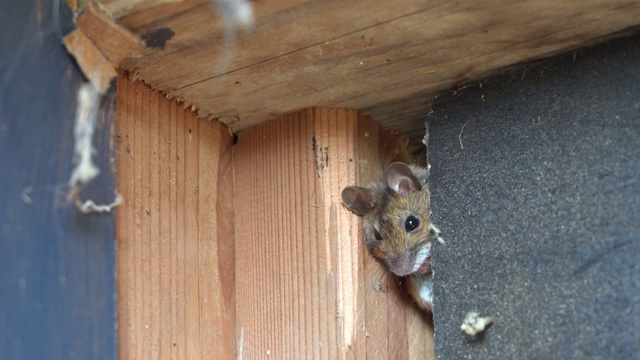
[
  {"left": 63, "top": 1, "right": 142, "bottom": 93},
  {"left": 233, "top": 108, "right": 433, "bottom": 359},
  {"left": 63, "top": 29, "right": 118, "bottom": 94},
  {"left": 114, "top": 72, "right": 235, "bottom": 359},
  {"left": 80, "top": 0, "right": 640, "bottom": 142},
  {"left": 74, "top": 1, "right": 142, "bottom": 66}
]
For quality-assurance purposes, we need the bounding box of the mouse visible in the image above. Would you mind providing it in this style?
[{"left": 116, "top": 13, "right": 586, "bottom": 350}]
[{"left": 341, "top": 162, "right": 439, "bottom": 312}]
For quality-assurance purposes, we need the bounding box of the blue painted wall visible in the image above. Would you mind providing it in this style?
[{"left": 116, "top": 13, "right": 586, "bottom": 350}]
[{"left": 0, "top": 1, "right": 117, "bottom": 359}]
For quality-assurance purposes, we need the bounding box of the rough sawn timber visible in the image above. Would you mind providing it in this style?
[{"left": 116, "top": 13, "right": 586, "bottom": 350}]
[
  {"left": 114, "top": 72, "right": 236, "bottom": 360},
  {"left": 77, "top": 0, "right": 640, "bottom": 142},
  {"left": 234, "top": 108, "right": 434, "bottom": 360}
]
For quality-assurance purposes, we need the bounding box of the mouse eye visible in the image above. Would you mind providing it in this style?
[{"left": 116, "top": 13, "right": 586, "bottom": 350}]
[
  {"left": 374, "top": 229, "right": 383, "bottom": 241},
  {"left": 405, "top": 215, "right": 420, "bottom": 233}
]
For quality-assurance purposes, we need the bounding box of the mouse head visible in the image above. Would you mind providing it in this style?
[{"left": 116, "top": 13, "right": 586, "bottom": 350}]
[{"left": 341, "top": 162, "right": 432, "bottom": 277}]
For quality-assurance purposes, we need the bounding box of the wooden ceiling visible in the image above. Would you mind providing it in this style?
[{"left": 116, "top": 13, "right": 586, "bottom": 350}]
[{"left": 68, "top": 0, "right": 640, "bottom": 142}]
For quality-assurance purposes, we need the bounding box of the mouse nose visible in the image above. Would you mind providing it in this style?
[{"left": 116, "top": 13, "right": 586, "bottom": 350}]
[{"left": 390, "top": 251, "right": 414, "bottom": 277}]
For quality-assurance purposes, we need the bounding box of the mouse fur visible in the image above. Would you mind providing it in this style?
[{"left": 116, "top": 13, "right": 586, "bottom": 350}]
[{"left": 342, "top": 162, "right": 434, "bottom": 312}]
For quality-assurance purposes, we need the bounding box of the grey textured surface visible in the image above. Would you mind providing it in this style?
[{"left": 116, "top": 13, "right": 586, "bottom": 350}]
[{"left": 428, "top": 32, "right": 640, "bottom": 359}]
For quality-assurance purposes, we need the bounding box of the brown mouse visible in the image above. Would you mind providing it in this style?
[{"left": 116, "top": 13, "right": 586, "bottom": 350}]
[{"left": 341, "top": 162, "right": 439, "bottom": 312}]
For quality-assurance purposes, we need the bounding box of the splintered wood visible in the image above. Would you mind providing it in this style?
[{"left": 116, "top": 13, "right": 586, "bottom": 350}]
[
  {"left": 64, "top": 1, "right": 142, "bottom": 94},
  {"left": 114, "top": 72, "right": 235, "bottom": 360},
  {"left": 234, "top": 108, "right": 433, "bottom": 359}
]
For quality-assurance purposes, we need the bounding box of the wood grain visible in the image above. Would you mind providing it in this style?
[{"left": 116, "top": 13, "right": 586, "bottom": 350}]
[
  {"left": 234, "top": 108, "right": 433, "bottom": 360},
  {"left": 75, "top": 1, "right": 142, "bottom": 66},
  {"left": 89, "top": 0, "right": 640, "bottom": 142},
  {"left": 115, "top": 72, "right": 235, "bottom": 360},
  {"left": 63, "top": 29, "right": 118, "bottom": 94}
]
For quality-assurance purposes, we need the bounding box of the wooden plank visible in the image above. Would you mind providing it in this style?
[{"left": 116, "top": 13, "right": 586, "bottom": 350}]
[
  {"left": 115, "top": 64, "right": 133, "bottom": 360},
  {"left": 85, "top": 0, "right": 640, "bottom": 142},
  {"left": 63, "top": 1, "right": 143, "bottom": 94},
  {"left": 157, "top": 77, "right": 172, "bottom": 359},
  {"left": 234, "top": 108, "right": 433, "bottom": 359},
  {"left": 74, "top": 1, "right": 142, "bottom": 66},
  {"left": 63, "top": 29, "right": 118, "bottom": 94},
  {"left": 114, "top": 72, "right": 235, "bottom": 360},
  {"left": 0, "top": 0, "right": 116, "bottom": 358}
]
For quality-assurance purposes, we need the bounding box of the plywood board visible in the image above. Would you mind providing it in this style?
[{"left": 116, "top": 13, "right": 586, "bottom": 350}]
[
  {"left": 114, "top": 72, "right": 235, "bottom": 359},
  {"left": 233, "top": 108, "right": 434, "bottom": 359},
  {"left": 75, "top": 0, "right": 640, "bottom": 142}
]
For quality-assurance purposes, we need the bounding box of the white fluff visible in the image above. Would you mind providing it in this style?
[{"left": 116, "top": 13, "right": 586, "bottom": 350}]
[
  {"left": 412, "top": 246, "right": 431, "bottom": 273},
  {"left": 418, "top": 275, "right": 433, "bottom": 304},
  {"left": 69, "top": 82, "right": 100, "bottom": 187}
]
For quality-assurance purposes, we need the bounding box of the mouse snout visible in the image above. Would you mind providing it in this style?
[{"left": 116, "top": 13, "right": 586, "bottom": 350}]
[{"left": 389, "top": 251, "right": 416, "bottom": 277}]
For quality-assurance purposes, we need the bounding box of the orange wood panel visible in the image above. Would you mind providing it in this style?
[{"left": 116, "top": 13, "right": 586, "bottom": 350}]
[
  {"left": 114, "top": 72, "right": 235, "bottom": 360},
  {"left": 233, "top": 108, "right": 434, "bottom": 359}
]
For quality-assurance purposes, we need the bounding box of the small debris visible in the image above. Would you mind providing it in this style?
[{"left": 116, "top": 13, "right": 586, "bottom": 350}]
[
  {"left": 429, "top": 223, "right": 445, "bottom": 244},
  {"left": 74, "top": 193, "right": 123, "bottom": 214},
  {"left": 459, "top": 120, "right": 469, "bottom": 149},
  {"left": 461, "top": 312, "right": 493, "bottom": 336},
  {"left": 69, "top": 82, "right": 101, "bottom": 188},
  {"left": 212, "top": 0, "right": 254, "bottom": 44},
  {"left": 67, "top": 82, "right": 123, "bottom": 214},
  {"left": 21, "top": 186, "right": 33, "bottom": 204}
]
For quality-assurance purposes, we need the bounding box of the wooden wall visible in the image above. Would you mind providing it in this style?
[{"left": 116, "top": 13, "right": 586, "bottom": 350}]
[
  {"left": 115, "top": 74, "right": 434, "bottom": 359},
  {"left": 115, "top": 73, "right": 235, "bottom": 359},
  {"left": 234, "top": 108, "right": 433, "bottom": 359}
]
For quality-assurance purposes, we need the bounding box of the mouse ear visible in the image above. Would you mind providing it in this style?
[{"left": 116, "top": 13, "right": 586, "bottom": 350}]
[
  {"left": 385, "top": 162, "right": 423, "bottom": 195},
  {"left": 341, "top": 186, "right": 376, "bottom": 216}
]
